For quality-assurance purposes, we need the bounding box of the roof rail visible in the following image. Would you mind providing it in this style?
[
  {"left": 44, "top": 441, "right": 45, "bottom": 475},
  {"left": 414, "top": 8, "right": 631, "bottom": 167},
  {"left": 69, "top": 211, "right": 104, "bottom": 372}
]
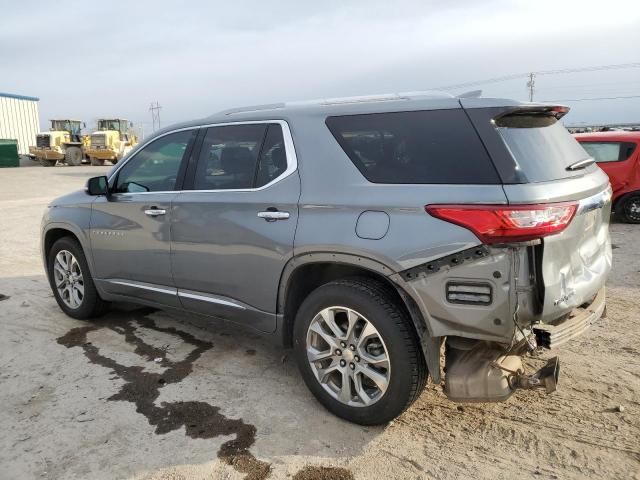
[
  {"left": 290, "top": 90, "right": 454, "bottom": 107},
  {"left": 220, "top": 90, "right": 454, "bottom": 116},
  {"left": 221, "top": 103, "right": 286, "bottom": 116}
]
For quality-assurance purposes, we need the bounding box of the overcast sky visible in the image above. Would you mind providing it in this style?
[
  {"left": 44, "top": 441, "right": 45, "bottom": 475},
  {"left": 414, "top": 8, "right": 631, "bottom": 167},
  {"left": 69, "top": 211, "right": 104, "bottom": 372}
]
[{"left": 1, "top": 0, "right": 639, "bottom": 134}]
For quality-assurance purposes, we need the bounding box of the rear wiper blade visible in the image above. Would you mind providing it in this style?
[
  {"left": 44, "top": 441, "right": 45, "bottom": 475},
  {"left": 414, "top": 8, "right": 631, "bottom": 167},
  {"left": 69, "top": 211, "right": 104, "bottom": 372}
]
[{"left": 566, "top": 157, "right": 595, "bottom": 171}]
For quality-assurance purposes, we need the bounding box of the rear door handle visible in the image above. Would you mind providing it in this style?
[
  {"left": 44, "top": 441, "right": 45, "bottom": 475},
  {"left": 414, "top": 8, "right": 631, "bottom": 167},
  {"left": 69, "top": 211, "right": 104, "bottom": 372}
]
[
  {"left": 144, "top": 208, "right": 167, "bottom": 217},
  {"left": 257, "top": 211, "right": 290, "bottom": 221}
]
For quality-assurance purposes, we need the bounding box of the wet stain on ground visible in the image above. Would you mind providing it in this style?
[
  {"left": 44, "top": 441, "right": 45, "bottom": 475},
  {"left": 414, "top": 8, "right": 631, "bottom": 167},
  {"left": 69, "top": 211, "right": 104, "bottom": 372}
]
[
  {"left": 245, "top": 349, "right": 256, "bottom": 356},
  {"left": 57, "top": 313, "right": 271, "bottom": 480},
  {"left": 0, "top": 293, "right": 9, "bottom": 301},
  {"left": 292, "top": 466, "right": 355, "bottom": 480}
]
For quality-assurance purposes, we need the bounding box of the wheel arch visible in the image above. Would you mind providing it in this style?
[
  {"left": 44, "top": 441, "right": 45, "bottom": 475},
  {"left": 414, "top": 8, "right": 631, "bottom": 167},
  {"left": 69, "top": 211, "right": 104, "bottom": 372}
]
[
  {"left": 277, "top": 253, "right": 441, "bottom": 382},
  {"left": 42, "top": 223, "right": 94, "bottom": 280},
  {"left": 614, "top": 189, "right": 640, "bottom": 207}
]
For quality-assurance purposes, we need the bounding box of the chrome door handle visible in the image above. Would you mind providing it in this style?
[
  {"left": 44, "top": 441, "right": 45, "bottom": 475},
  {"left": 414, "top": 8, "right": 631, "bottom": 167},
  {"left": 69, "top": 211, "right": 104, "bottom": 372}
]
[
  {"left": 257, "top": 211, "right": 290, "bottom": 221},
  {"left": 144, "top": 208, "right": 167, "bottom": 217}
]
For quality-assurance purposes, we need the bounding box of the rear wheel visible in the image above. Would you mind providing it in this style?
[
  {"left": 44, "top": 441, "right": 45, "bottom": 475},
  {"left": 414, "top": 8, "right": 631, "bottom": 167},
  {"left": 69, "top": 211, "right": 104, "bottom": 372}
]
[
  {"left": 293, "top": 278, "right": 427, "bottom": 425},
  {"left": 39, "top": 159, "right": 56, "bottom": 167},
  {"left": 616, "top": 193, "right": 640, "bottom": 224},
  {"left": 47, "top": 237, "right": 109, "bottom": 319},
  {"left": 90, "top": 157, "right": 105, "bottom": 166},
  {"left": 64, "top": 146, "right": 83, "bottom": 166}
]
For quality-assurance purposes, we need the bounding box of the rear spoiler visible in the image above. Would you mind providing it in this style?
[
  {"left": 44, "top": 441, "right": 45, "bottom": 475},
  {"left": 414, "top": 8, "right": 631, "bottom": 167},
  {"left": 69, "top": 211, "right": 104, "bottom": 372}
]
[{"left": 494, "top": 105, "right": 570, "bottom": 121}]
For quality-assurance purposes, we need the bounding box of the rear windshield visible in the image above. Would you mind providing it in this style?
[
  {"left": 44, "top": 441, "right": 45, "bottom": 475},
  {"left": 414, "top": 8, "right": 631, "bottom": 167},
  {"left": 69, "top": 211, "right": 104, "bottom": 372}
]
[
  {"left": 326, "top": 109, "right": 500, "bottom": 184},
  {"left": 495, "top": 114, "right": 594, "bottom": 182}
]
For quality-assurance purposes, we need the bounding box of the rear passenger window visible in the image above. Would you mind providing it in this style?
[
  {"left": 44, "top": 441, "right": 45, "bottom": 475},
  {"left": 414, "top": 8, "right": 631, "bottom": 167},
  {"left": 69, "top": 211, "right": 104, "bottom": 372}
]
[
  {"left": 193, "top": 123, "right": 289, "bottom": 190},
  {"left": 579, "top": 142, "right": 636, "bottom": 163},
  {"left": 325, "top": 110, "right": 499, "bottom": 184},
  {"left": 193, "top": 124, "right": 266, "bottom": 190}
]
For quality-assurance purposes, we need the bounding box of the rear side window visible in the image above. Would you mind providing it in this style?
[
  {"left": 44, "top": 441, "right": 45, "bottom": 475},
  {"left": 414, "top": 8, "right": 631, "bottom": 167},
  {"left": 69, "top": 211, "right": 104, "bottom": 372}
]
[
  {"left": 193, "top": 123, "right": 289, "bottom": 190},
  {"left": 494, "top": 114, "right": 593, "bottom": 182},
  {"left": 579, "top": 141, "right": 636, "bottom": 163},
  {"left": 255, "top": 125, "right": 287, "bottom": 187},
  {"left": 326, "top": 109, "right": 500, "bottom": 184},
  {"left": 194, "top": 124, "right": 265, "bottom": 190}
]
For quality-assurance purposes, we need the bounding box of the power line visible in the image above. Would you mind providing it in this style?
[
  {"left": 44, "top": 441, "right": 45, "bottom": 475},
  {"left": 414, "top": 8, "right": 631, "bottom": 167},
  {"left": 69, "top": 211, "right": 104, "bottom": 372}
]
[
  {"left": 431, "top": 73, "right": 530, "bottom": 91},
  {"left": 537, "top": 62, "right": 640, "bottom": 76},
  {"left": 540, "top": 95, "right": 640, "bottom": 102},
  {"left": 431, "top": 61, "right": 640, "bottom": 91}
]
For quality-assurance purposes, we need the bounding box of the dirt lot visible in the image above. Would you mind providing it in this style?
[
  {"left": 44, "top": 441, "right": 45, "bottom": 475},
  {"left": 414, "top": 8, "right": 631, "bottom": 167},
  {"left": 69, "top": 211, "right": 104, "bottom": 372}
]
[{"left": 1, "top": 166, "right": 638, "bottom": 480}]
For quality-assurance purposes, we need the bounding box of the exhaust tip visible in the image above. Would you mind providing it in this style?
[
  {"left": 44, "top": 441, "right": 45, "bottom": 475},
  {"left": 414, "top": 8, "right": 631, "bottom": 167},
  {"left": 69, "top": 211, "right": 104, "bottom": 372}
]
[
  {"left": 539, "top": 356, "right": 560, "bottom": 393},
  {"left": 511, "top": 356, "right": 560, "bottom": 393}
]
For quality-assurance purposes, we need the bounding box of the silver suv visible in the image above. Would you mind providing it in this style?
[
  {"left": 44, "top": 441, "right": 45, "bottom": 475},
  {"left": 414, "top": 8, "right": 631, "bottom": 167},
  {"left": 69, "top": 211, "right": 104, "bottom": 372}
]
[{"left": 42, "top": 93, "right": 611, "bottom": 425}]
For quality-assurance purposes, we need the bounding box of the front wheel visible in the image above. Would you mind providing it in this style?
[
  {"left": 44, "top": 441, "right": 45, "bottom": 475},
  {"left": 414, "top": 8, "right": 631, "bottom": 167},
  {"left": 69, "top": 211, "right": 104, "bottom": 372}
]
[
  {"left": 47, "top": 237, "right": 109, "bottom": 319},
  {"left": 64, "top": 146, "right": 83, "bottom": 166},
  {"left": 616, "top": 193, "right": 640, "bottom": 224},
  {"left": 293, "top": 278, "right": 427, "bottom": 425}
]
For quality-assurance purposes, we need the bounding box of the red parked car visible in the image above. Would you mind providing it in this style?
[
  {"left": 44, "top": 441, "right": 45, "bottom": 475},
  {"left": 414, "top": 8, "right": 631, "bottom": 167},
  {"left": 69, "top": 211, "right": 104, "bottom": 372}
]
[{"left": 574, "top": 131, "right": 640, "bottom": 223}]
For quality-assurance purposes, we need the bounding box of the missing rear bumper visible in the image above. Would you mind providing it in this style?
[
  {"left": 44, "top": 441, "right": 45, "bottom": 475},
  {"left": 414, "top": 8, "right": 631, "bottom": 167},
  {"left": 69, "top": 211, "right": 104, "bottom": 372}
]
[{"left": 533, "top": 288, "right": 606, "bottom": 349}]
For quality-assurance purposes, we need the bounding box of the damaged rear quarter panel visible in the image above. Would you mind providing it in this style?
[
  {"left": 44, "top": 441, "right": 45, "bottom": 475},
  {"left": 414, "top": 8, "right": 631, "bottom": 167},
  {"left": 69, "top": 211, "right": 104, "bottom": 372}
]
[{"left": 393, "top": 247, "right": 517, "bottom": 343}]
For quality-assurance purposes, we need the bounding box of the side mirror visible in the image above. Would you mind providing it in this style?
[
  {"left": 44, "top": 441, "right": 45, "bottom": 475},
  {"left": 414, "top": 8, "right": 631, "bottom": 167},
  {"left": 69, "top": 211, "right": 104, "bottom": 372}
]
[{"left": 85, "top": 176, "right": 109, "bottom": 196}]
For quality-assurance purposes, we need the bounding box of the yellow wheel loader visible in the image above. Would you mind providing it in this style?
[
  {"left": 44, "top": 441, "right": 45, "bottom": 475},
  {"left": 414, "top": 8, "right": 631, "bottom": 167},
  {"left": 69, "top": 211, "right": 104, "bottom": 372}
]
[
  {"left": 86, "top": 119, "right": 138, "bottom": 166},
  {"left": 29, "top": 120, "right": 88, "bottom": 167}
]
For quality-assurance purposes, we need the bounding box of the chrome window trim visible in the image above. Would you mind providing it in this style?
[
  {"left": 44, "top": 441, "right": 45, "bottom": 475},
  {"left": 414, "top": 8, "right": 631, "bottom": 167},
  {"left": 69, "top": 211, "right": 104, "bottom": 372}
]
[{"left": 107, "top": 120, "right": 298, "bottom": 195}]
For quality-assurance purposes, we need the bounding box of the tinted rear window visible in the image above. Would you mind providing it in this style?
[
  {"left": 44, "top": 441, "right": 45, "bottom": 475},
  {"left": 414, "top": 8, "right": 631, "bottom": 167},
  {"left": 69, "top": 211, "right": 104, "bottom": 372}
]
[
  {"left": 495, "top": 114, "right": 594, "bottom": 182},
  {"left": 326, "top": 109, "right": 500, "bottom": 184}
]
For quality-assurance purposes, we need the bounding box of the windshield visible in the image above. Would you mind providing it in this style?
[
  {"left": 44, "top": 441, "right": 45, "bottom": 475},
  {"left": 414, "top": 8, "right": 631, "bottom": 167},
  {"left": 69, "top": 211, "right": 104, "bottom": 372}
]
[
  {"left": 51, "top": 120, "right": 81, "bottom": 134},
  {"left": 495, "top": 114, "right": 594, "bottom": 182},
  {"left": 99, "top": 120, "right": 122, "bottom": 131}
]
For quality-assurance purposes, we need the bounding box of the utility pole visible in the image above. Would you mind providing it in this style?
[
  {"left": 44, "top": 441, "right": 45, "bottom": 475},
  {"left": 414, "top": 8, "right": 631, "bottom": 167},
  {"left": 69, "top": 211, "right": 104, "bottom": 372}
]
[
  {"left": 526, "top": 72, "right": 536, "bottom": 102},
  {"left": 149, "top": 102, "right": 162, "bottom": 132}
]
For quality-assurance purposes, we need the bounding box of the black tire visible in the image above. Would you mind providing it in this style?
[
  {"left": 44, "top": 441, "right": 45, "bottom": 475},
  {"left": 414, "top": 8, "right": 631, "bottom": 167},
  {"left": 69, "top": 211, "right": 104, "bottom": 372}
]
[
  {"left": 39, "top": 159, "right": 56, "bottom": 167},
  {"left": 64, "top": 146, "right": 83, "bottom": 166},
  {"left": 615, "top": 192, "right": 640, "bottom": 224},
  {"left": 90, "top": 157, "right": 105, "bottom": 166},
  {"left": 47, "top": 236, "right": 109, "bottom": 319},
  {"left": 293, "top": 278, "right": 427, "bottom": 425}
]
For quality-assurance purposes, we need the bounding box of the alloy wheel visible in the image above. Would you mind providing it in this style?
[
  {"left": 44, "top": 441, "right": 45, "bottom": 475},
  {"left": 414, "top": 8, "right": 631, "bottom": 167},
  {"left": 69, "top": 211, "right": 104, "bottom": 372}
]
[
  {"left": 306, "top": 306, "right": 391, "bottom": 407},
  {"left": 53, "top": 250, "right": 84, "bottom": 309}
]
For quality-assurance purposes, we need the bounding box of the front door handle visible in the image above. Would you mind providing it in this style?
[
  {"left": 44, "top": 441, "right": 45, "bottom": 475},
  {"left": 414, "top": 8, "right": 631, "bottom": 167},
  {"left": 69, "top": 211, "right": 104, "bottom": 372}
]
[
  {"left": 144, "top": 208, "right": 167, "bottom": 217},
  {"left": 257, "top": 210, "right": 290, "bottom": 221}
]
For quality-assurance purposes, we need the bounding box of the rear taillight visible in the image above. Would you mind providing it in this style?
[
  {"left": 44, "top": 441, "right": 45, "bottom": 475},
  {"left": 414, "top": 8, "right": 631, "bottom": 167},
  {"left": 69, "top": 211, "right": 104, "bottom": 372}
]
[{"left": 425, "top": 203, "right": 577, "bottom": 244}]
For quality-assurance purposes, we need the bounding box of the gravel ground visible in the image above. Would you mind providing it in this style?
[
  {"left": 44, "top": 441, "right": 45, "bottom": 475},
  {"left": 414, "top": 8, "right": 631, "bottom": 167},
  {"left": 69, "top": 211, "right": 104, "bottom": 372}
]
[{"left": 0, "top": 166, "right": 638, "bottom": 480}]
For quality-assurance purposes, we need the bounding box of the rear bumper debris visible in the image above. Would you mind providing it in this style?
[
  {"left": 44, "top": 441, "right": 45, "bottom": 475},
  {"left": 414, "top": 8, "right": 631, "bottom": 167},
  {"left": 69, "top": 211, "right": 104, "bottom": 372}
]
[{"left": 533, "top": 287, "right": 606, "bottom": 349}]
